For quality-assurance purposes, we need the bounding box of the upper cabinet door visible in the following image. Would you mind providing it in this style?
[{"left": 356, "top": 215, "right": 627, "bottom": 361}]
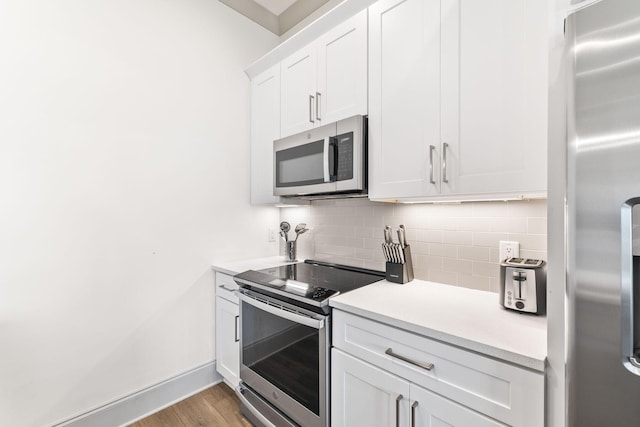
[
  {"left": 280, "top": 44, "right": 317, "bottom": 137},
  {"left": 440, "top": 0, "right": 547, "bottom": 196},
  {"left": 316, "top": 10, "right": 368, "bottom": 125},
  {"left": 368, "top": 0, "right": 442, "bottom": 200},
  {"left": 250, "top": 64, "right": 281, "bottom": 205}
]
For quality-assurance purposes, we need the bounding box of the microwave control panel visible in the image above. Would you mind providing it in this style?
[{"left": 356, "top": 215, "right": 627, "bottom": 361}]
[{"left": 336, "top": 132, "right": 354, "bottom": 181}]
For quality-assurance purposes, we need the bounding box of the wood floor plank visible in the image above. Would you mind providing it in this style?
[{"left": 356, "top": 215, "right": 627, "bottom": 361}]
[{"left": 129, "top": 383, "right": 252, "bottom": 427}]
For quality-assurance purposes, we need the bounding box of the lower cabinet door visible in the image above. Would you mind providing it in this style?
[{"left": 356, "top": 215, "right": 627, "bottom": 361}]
[
  {"left": 332, "top": 348, "right": 411, "bottom": 427},
  {"left": 410, "top": 383, "right": 506, "bottom": 427},
  {"left": 215, "top": 296, "right": 239, "bottom": 388}
]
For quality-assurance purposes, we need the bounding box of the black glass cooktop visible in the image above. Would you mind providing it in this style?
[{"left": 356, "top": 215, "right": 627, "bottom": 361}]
[{"left": 233, "top": 260, "right": 385, "bottom": 305}]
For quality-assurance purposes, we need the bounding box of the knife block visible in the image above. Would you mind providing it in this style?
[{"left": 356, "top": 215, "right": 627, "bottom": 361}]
[{"left": 385, "top": 245, "right": 414, "bottom": 284}]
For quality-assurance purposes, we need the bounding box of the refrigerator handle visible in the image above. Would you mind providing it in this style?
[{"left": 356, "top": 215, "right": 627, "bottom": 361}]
[{"left": 621, "top": 199, "right": 640, "bottom": 373}]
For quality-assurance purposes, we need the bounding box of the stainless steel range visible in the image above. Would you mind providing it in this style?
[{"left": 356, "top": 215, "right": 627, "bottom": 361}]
[{"left": 233, "top": 260, "right": 385, "bottom": 427}]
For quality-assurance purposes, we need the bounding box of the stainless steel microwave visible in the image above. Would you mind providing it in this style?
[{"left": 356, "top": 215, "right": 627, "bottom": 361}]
[{"left": 273, "top": 115, "right": 367, "bottom": 198}]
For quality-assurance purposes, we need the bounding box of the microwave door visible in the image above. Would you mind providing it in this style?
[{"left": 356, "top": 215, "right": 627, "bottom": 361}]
[{"left": 274, "top": 125, "right": 338, "bottom": 196}]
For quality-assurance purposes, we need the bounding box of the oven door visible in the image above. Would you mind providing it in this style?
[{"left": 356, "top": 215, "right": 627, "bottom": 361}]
[{"left": 237, "top": 289, "right": 329, "bottom": 427}]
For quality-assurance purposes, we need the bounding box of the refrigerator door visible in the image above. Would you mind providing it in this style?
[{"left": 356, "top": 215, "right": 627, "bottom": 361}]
[{"left": 568, "top": 0, "right": 640, "bottom": 425}]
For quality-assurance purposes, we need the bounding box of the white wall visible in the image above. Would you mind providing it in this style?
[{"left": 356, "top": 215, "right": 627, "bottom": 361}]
[{"left": 0, "top": 1, "right": 279, "bottom": 425}]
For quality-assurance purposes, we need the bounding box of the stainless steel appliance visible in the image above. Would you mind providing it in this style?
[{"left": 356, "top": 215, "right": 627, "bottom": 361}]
[
  {"left": 499, "top": 258, "right": 546, "bottom": 315},
  {"left": 233, "top": 260, "right": 384, "bottom": 427},
  {"left": 566, "top": 0, "right": 640, "bottom": 424},
  {"left": 273, "top": 115, "right": 367, "bottom": 198}
]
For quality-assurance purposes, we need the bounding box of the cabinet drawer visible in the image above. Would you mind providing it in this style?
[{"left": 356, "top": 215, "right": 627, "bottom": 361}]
[
  {"left": 332, "top": 310, "right": 544, "bottom": 427},
  {"left": 215, "top": 272, "right": 238, "bottom": 303}
]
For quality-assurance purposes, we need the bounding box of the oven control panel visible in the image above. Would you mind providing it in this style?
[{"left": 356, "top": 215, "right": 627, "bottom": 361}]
[{"left": 311, "top": 287, "right": 337, "bottom": 301}]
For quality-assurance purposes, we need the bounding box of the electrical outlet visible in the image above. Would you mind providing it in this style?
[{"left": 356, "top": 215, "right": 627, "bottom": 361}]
[
  {"left": 499, "top": 241, "right": 520, "bottom": 261},
  {"left": 268, "top": 228, "right": 277, "bottom": 242}
]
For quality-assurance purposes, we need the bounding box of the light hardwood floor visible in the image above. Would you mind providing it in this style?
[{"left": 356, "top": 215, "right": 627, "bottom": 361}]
[{"left": 129, "top": 382, "right": 252, "bottom": 427}]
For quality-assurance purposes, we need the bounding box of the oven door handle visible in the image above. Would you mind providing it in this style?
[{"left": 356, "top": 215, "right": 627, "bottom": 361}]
[{"left": 237, "top": 292, "right": 326, "bottom": 330}]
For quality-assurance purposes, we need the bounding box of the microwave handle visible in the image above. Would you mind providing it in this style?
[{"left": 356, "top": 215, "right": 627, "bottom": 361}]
[
  {"left": 323, "top": 137, "right": 331, "bottom": 183},
  {"left": 323, "top": 136, "right": 338, "bottom": 183}
]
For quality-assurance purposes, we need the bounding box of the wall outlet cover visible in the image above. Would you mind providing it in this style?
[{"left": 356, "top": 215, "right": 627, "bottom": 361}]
[{"left": 499, "top": 240, "right": 520, "bottom": 261}]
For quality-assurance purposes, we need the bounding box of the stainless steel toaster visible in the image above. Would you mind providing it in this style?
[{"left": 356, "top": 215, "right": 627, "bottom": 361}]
[{"left": 499, "top": 258, "right": 547, "bottom": 315}]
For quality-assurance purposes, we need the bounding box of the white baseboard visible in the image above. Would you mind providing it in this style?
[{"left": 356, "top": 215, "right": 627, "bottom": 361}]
[{"left": 54, "top": 361, "right": 222, "bottom": 427}]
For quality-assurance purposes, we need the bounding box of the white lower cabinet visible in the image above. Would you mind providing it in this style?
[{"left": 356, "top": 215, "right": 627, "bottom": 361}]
[
  {"left": 331, "top": 310, "right": 544, "bottom": 426},
  {"left": 332, "top": 348, "right": 410, "bottom": 427},
  {"left": 409, "top": 383, "right": 505, "bottom": 427},
  {"left": 215, "top": 273, "right": 240, "bottom": 388},
  {"left": 332, "top": 349, "right": 505, "bottom": 427}
]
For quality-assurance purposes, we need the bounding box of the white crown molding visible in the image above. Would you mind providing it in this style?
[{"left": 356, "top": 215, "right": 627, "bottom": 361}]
[
  {"left": 219, "top": 0, "right": 280, "bottom": 34},
  {"left": 219, "top": 0, "right": 331, "bottom": 35}
]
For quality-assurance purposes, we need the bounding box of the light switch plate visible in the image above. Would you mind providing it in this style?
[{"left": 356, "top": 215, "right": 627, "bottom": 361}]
[{"left": 268, "top": 228, "right": 277, "bottom": 242}]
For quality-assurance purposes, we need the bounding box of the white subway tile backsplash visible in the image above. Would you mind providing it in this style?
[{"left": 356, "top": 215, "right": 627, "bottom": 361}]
[
  {"left": 429, "top": 270, "right": 459, "bottom": 285},
  {"left": 472, "top": 201, "right": 508, "bottom": 217},
  {"left": 458, "top": 245, "right": 492, "bottom": 262},
  {"left": 457, "top": 217, "right": 494, "bottom": 232},
  {"left": 443, "top": 258, "right": 473, "bottom": 275},
  {"left": 492, "top": 217, "right": 527, "bottom": 233},
  {"left": 472, "top": 232, "right": 510, "bottom": 248},
  {"left": 429, "top": 243, "right": 458, "bottom": 258},
  {"left": 458, "top": 274, "right": 492, "bottom": 291},
  {"left": 512, "top": 233, "right": 547, "bottom": 251},
  {"left": 281, "top": 198, "right": 547, "bottom": 293},
  {"left": 527, "top": 217, "right": 547, "bottom": 234},
  {"left": 417, "top": 229, "right": 443, "bottom": 243},
  {"left": 472, "top": 261, "right": 499, "bottom": 277},
  {"left": 429, "top": 217, "right": 459, "bottom": 231},
  {"left": 442, "top": 230, "right": 473, "bottom": 245}
]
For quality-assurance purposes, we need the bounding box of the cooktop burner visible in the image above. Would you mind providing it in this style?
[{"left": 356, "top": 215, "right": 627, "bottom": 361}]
[{"left": 233, "top": 260, "right": 385, "bottom": 308}]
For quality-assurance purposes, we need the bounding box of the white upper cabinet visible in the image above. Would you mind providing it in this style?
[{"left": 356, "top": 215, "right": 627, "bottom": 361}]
[
  {"left": 368, "top": 0, "right": 442, "bottom": 200},
  {"left": 316, "top": 10, "right": 368, "bottom": 125},
  {"left": 281, "top": 44, "right": 317, "bottom": 137},
  {"left": 250, "top": 64, "right": 281, "bottom": 205},
  {"left": 369, "top": 0, "right": 548, "bottom": 201},
  {"left": 439, "top": 0, "right": 547, "bottom": 197},
  {"left": 280, "top": 10, "right": 368, "bottom": 138}
]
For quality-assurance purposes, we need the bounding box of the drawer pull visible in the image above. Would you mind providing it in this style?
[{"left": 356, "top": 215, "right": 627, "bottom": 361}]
[
  {"left": 395, "top": 394, "right": 403, "bottom": 427},
  {"left": 218, "top": 285, "right": 236, "bottom": 292},
  {"left": 385, "top": 348, "right": 434, "bottom": 371}
]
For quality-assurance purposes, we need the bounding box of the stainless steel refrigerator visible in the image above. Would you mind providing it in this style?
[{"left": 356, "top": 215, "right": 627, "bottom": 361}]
[{"left": 567, "top": 0, "right": 640, "bottom": 425}]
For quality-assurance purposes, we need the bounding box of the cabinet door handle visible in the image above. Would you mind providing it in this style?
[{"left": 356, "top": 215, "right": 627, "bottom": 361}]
[
  {"left": 309, "top": 94, "right": 315, "bottom": 124},
  {"left": 429, "top": 145, "right": 436, "bottom": 184},
  {"left": 442, "top": 142, "right": 449, "bottom": 183},
  {"left": 316, "top": 92, "right": 321, "bottom": 121},
  {"left": 234, "top": 315, "right": 239, "bottom": 342},
  {"left": 395, "top": 394, "right": 403, "bottom": 427},
  {"left": 411, "top": 401, "right": 418, "bottom": 427},
  {"left": 386, "top": 348, "right": 434, "bottom": 371}
]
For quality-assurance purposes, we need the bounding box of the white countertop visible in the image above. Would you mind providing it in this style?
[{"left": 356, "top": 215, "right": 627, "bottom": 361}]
[
  {"left": 211, "top": 256, "right": 297, "bottom": 276},
  {"left": 329, "top": 279, "right": 547, "bottom": 372}
]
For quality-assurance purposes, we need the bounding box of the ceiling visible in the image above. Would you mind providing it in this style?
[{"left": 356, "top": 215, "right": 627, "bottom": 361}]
[{"left": 219, "top": 0, "right": 332, "bottom": 36}]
